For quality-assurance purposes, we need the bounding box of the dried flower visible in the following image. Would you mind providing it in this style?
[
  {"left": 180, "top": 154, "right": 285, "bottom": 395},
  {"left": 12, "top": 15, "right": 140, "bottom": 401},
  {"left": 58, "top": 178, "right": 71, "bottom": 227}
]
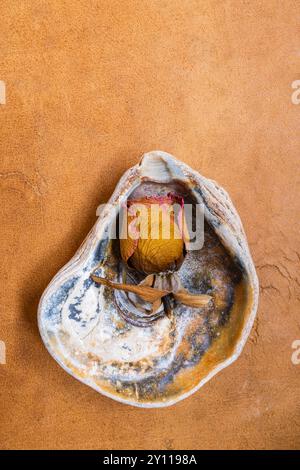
[
  {"left": 91, "top": 194, "right": 212, "bottom": 317},
  {"left": 120, "top": 194, "right": 186, "bottom": 274}
]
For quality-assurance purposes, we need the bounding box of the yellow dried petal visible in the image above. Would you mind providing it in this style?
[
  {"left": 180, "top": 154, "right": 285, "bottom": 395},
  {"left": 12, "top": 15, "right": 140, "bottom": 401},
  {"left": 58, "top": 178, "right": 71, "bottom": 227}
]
[
  {"left": 120, "top": 234, "right": 138, "bottom": 263},
  {"left": 120, "top": 200, "right": 184, "bottom": 273},
  {"left": 131, "top": 236, "right": 183, "bottom": 273}
]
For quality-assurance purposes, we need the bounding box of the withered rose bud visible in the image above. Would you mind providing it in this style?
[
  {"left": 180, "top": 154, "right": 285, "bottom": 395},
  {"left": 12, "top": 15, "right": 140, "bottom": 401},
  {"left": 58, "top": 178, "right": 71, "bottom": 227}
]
[
  {"left": 91, "top": 193, "right": 211, "bottom": 314},
  {"left": 120, "top": 194, "right": 186, "bottom": 274}
]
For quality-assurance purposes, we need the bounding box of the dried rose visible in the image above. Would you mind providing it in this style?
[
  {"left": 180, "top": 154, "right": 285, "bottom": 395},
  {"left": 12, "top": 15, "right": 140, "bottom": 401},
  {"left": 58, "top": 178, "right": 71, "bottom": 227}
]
[
  {"left": 119, "top": 194, "right": 186, "bottom": 274},
  {"left": 91, "top": 194, "right": 212, "bottom": 316}
]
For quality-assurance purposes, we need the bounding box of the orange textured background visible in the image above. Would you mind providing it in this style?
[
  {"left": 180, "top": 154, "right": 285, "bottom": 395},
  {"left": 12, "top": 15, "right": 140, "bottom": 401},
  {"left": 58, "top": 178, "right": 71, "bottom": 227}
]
[{"left": 0, "top": 0, "right": 299, "bottom": 450}]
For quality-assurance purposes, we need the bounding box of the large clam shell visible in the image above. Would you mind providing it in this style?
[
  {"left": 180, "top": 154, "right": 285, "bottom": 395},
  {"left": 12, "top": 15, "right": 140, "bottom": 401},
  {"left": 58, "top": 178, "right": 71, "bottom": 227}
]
[{"left": 38, "top": 151, "right": 259, "bottom": 407}]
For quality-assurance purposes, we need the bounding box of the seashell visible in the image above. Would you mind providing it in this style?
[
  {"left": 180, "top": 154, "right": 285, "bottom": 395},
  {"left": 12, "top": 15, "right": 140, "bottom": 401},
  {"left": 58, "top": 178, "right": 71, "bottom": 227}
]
[{"left": 38, "top": 151, "right": 259, "bottom": 408}]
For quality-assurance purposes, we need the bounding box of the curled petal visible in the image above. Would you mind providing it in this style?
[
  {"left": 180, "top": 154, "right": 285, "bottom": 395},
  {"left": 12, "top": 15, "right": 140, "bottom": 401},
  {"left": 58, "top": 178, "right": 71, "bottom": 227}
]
[
  {"left": 91, "top": 274, "right": 169, "bottom": 304},
  {"left": 173, "top": 290, "right": 212, "bottom": 308}
]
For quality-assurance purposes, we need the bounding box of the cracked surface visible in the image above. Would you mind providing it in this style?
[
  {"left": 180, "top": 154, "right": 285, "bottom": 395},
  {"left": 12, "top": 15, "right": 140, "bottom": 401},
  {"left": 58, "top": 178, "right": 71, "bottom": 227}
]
[{"left": 0, "top": 0, "right": 299, "bottom": 450}]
